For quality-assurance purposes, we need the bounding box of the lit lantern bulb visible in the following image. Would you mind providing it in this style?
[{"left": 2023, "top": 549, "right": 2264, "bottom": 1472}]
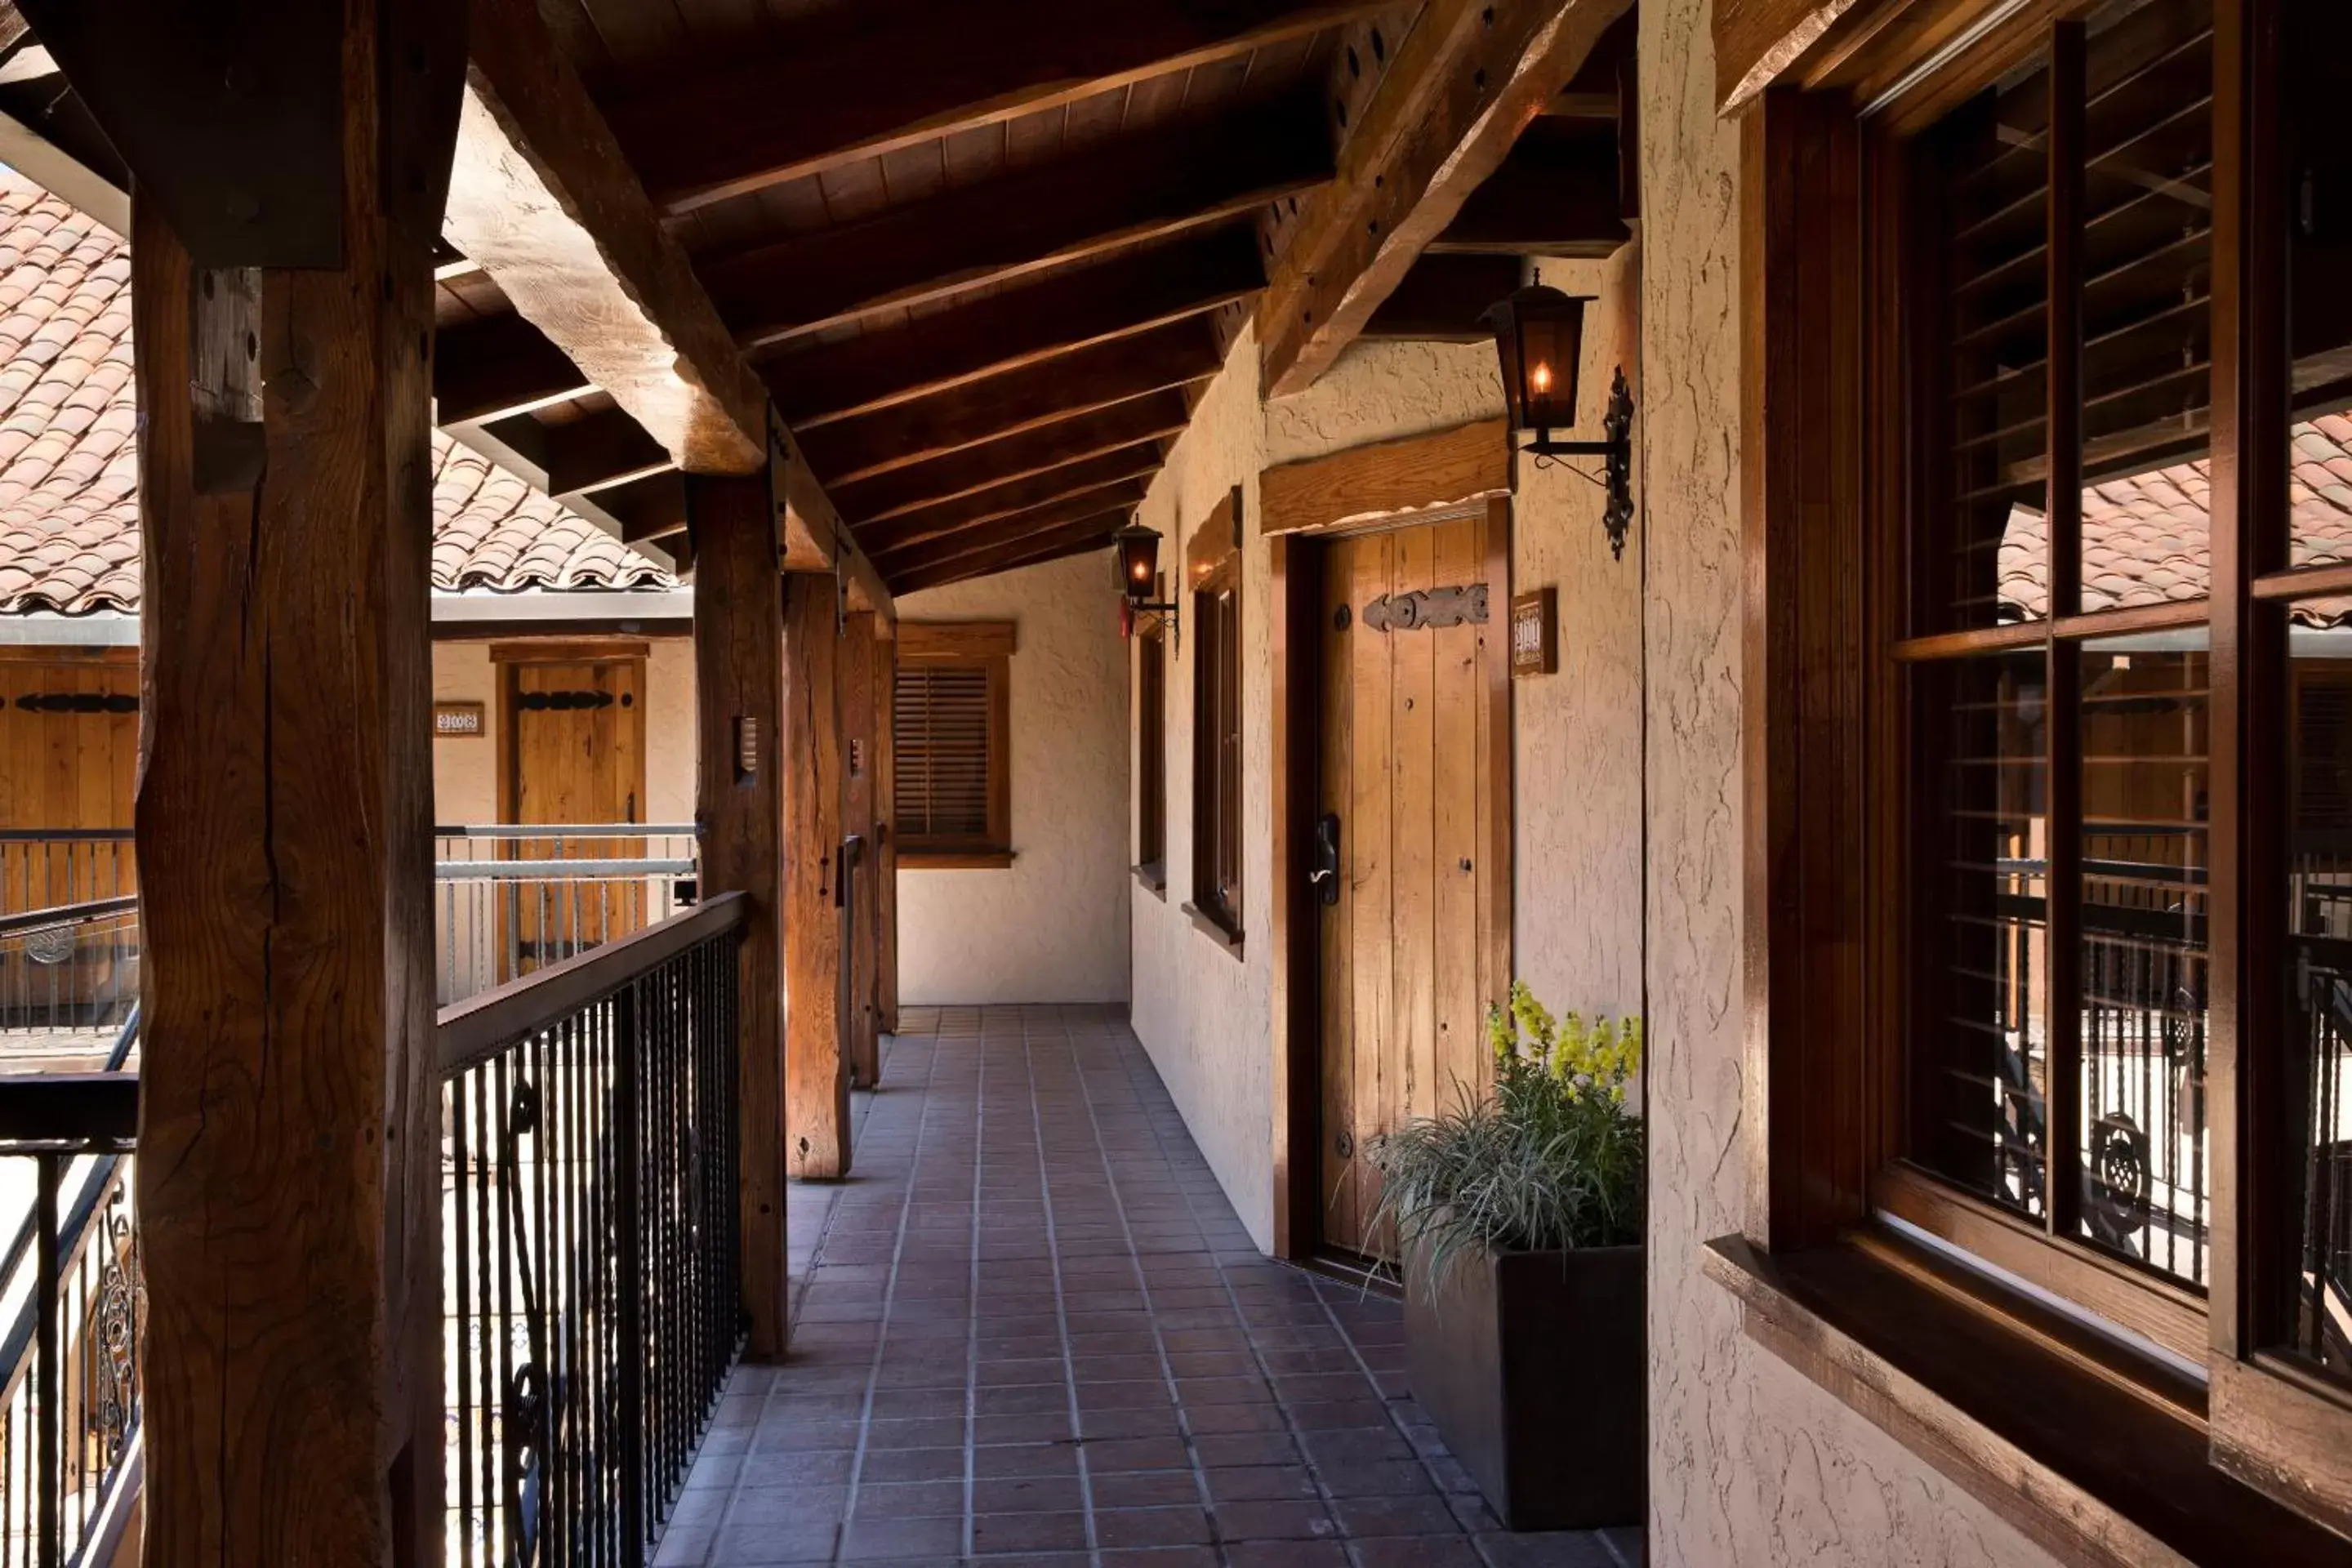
[{"left": 1530, "top": 361, "right": 1554, "bottom": 395}]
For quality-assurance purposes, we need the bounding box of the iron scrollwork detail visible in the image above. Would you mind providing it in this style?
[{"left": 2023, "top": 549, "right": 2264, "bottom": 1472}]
[{"left": 1361, "top": 583, "right": 1489, "bottom": 633}]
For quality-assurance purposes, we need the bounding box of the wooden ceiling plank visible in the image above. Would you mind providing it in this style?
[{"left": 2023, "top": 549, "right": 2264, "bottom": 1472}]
[
  {"left": 1257, "top": 0, "right": 1633, "bottom": 398},
  {"left": 433, "top": 311, "right": 592, "bottom": 426},
  {"left": 890, "top": 513, "right": 1129, "bottom": 596},
  {"left": 544, "top": 404, "right": 675, "bottom": 497},
  {"left": 768, "top": 228, "right": 1265, "bottom": 428},
  {"left": 855, "top": 445, "right": 1167, "bottom": 555},
  {"left": 448, "top": 0, "right": 891, "bottom": 614},
  {"left": 706, "top": 100, "right": 1330, "bottom": 348},
  {"left": 798, "top": 318, "right": 1224, "bottom": 488},
  {"left": 1426, "top": 117, "right": 1628, "bottom": 256},
  {"left": 1362, "top": 252, "right": 1524, "bottom": 341},
  {"left": 613, "top": 0, "right": 1385, "bottom": 212},
  {"left": 874, "top": 483, "right": 1150, "bottom": 575},
  {"left": 830, "top": 391, "right": 1194, "bottom": 523}
]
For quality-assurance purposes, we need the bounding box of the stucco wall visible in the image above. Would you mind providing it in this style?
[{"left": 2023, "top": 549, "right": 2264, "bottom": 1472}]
[
  {"left": 896, "top": 550, "right": 1131, "bottom": 1006},
  {"left": 426, "top": 635, "right": 696, "bottom": 826},
  {"left": 1637, "top": 2, "right": 2053, "bottom": 1561}
]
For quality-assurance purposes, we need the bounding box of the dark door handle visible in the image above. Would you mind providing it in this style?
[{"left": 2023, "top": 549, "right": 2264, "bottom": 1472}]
[{"left": 1312, "top": 813, "right": 1341, "bottom": 906}]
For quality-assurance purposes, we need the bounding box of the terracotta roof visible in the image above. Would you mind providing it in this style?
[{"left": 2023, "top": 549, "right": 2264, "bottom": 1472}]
[
  {"left": 0, "top": 168, "right": 670, "bottom": 615},
  {"left": 1998, "top": 413, "right": 2352, "bottom": 627}
]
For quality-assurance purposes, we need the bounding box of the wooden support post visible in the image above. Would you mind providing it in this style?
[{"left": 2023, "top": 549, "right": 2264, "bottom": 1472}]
[
  {"left": 875, "top": 628, "right": 901, "bottom": 1036},
  {"left": 121, "top": 4, "right": 458, "bottom": 1559},
  {"left": 690, "top": 471, "right": 791, "bottom": 1359},
  {"left": 783, "top": 573, "right": 853, "bottom": 1178},
  {"left": 840, "top": 612, "right": 883, "bottom": 1089}
]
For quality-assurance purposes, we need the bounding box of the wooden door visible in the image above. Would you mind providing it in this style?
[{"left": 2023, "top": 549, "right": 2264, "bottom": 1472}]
[
  {"left": 0, "top": 655, "right": 140, "bottom": 911},
  {"left": 1317, "top": 511, "right": 1505, "bottom": 1259},
  {"left": 499, "top": 653, "right": 648, "bottom": 971}
]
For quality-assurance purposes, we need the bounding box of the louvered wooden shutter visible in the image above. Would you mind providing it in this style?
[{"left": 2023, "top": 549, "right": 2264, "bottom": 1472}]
[
  {"left": 894, "top": 662, "right": 996, "bottom": 846},
  {"left": 1923, "top": 0, "right": 2214, "bottom": 629}
]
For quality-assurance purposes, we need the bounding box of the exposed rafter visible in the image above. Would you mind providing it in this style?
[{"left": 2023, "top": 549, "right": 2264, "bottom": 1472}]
[
  {"left": 703, "top": 100, "right": 1330, "bottom": 348},
  {"left": 448, "top": 0, "right": 891, "bottom": 610},
  {"left": 1428, "top": 117, "right": 1628, "bottom": 256},
  {"left": 831, "top": 392, "right": 1195, "bottom": 525},
  {"left": 798, "top": 320, "right": 1223, "bottom": 488},
  {"left": 856, "top": 445, "right": 1167, "bottom": 557},
  {"left": 1257, "top": 0, "right": 1633, "bottom": 397},
  {"left": 610, "top": 0, "right": 1386, "bottom": 213},
  {"left": 890, "top": 513, "right": 1129, "bottom": 595},
  {"left": 873, "top": 484, "right": 1150, "bottom": 578},
  {"left": 1362, "top": 253, "right": 1524, "bottom": 341},
  {"left": 767, "top": 229, "right": 1264, "bottom": 429}
]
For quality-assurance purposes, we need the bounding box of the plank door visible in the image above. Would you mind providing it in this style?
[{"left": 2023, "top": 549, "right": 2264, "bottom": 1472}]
[
  {"left": 0, "top": 657, "right": 140, "bottom": 911},
  {"left": 1318, "top": 512, "right": 1504, "bottom": 1260},
  {"left": 500, "top": 655, "right": 648, "bottom": 973}
]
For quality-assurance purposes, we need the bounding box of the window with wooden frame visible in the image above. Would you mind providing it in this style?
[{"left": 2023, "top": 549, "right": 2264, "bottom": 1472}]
[
  {"left": 1187, "top": 488, "right": 1245, "bottom": 949},
  {"left": 892, "top": 621, "right": 1013, "bottom": 868},
  {"left": 1136, "top": 585, "right": 1169, "bottom": 893},
  {"left": 1716, "top": 0, "right": 2352, "bottom": 1552}
]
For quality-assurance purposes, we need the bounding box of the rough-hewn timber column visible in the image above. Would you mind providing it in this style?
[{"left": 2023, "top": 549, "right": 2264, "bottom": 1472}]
[
  {"left": 875, "top": 627, "right": 901, "bottom": 1037},
  {"left": 109, "top": 2, "right": 462, "bottom": 1559},
  {"left": 783, "top": 574, "right": 852, "bottom": 1177},
  {"left": 840, "top": 611, "right": 882, "bottom": 1089},
  {"left": 689, "top": 471, "right": 792, "bottom": 1358}
]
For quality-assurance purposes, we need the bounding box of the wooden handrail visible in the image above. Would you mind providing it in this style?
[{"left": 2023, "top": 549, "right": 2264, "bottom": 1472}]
[
  {"left": 436, "top": 892, "right": 750, "bottom": 1077},
  {"left": 0, "top": 895, "right": 139, "bottom": 938}
]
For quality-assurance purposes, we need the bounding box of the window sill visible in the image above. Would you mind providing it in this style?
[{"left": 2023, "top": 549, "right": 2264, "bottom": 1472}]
[
  {"left": 1134, "top": 862, "right": 1167, "bottom": 898},
  {"left": 1181, "top": 902, "right": 1244, "bottom": 960},
  {"left": 899, "top": 849, "right": 1015, "bottom": 870},
  {"left": 1702, "top": 1232, "right": 2345, "bottom": 1566}
]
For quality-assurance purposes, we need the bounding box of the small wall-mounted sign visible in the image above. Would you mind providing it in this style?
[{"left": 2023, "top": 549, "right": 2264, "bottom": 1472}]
[
  {"left": 1510, "top": 589, "right": 1557, "bottom": 678},
  {"left": 434, "top": 701, "right": 486, "bottom": 738}
]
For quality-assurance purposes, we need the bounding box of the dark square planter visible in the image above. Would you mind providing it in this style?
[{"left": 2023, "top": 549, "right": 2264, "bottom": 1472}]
[{"left": 1404, "top": 1239, "right": 1645, "bottom": 1530}]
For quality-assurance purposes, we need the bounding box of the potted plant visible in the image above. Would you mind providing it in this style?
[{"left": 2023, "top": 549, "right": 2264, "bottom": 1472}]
[{"left": 1365, "top": 983, "right": 1645, "bottom": 1530}]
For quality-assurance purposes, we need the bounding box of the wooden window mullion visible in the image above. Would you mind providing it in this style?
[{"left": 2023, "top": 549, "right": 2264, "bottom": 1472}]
[{"left": 2044, "top": 18, "right": 2089, "bottom": 1241}]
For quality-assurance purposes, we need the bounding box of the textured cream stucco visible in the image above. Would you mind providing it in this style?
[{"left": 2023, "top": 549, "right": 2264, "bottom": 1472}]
[
  {"left": 896, "top": 550, "right": 1131, "bottom": 1006},
  {"left": 1637, "top": 2, "right": 2055, "bottom": 1561}
]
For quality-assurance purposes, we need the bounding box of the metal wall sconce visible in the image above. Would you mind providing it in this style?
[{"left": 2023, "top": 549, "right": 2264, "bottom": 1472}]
[
  {"left": 1112, "top": 519, "right": 1181, "bottom": 648},
  {"left": 1481, "top": 282, "right": 1637, "bottom": 560}
]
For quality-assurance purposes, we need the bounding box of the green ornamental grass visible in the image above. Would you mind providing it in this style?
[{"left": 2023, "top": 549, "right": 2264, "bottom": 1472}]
[{"left": 1365, "top": 982, "right": 1645, "bottom": 1291}]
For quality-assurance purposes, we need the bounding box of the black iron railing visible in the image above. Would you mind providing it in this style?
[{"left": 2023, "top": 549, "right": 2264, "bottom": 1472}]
[
  {"left": 0, "top": 836, "right": 135, "bottom": 920},
  {"left": 0, "top": 1022, "right": 142, "bottom": 1568},
  {"left": 439, "top": 893, "right": 748, "bottom": 1568}
]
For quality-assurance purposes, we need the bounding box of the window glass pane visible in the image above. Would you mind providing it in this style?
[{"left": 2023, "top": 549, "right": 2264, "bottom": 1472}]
[
  {"left": 2075, "top": 0, "right": 2214, "bottom": 612},
  {"left": 2077, "top": 635, "right": 2209, "bottom": 1286},
  {"left": 1910, "top": 649, "right": 2049, "bottom": 1216},
  {"left": 1918, "top": 53, "right": 2051, "bottom": 633},
  {"left": 2283, "top": 631, "right": 2352, "bottom": 1384}
]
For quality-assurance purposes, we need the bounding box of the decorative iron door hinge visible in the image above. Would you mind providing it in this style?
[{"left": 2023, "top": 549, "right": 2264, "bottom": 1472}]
[{"left": 1361, "top": 583, "right": 1489, "bottom": 632}]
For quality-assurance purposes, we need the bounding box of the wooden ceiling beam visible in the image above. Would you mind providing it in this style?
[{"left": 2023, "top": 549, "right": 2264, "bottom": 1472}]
[
  {"left": 855, "top": 444, "right": 1166, "bottom": 557},
  {"left": 604, "top": 470, "right": 691, "bottom": 546},
  {"left": 831, "top": 391, "right": 1194, "bottom": 525},
  {"left": 706, "top": 100, "right": 1330, "bottom": 349},
  {"left": 1362, "top": 253, "right": 1523, "bottom": 341},
  {"left": 768, "top": 228, "right": 1264, "bottom": 430},
  {"left": 798, "top": 318, "right": 1224, "bottom": 488},
  {"left": 889, "top": 512, "right": 1129, "bottom": 596},
  {"left": 873, "top": 483, "right": 1149, "bottom": 577},
  {"left": 1257, "top": 0, "right": 1633, "bottom": 398},
  {"left": 612, "top": 0, "right": 1383, "bottom": 213},
  {"left": 447, "top": 0, "right": 891, "bottom": 612},
  {"left": 1427, "top": 117, "right": 1628, "bottom": 256}
]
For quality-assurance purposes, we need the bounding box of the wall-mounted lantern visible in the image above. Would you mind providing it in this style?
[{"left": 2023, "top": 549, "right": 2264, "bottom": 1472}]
[
  {"left": 1112, "top": 519, "right": 1181, "bottom": 648},
  {"left": 1481, "top": 281, "right": 1637, "bottom": 560}
]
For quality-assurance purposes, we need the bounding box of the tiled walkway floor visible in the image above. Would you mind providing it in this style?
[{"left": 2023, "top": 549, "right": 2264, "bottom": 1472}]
[{"left": 660, "top": 1005, "right": 1641, "bottom": 1568}]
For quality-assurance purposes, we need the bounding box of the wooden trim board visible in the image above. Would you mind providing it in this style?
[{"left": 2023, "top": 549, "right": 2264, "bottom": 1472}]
[{"left": 1259, "top": 418, "right": 1510, "bottom": 540}]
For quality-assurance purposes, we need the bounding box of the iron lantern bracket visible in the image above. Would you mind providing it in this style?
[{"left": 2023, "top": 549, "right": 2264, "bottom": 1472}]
[
  {"left": 1125, "top": 598, "right": 1181, "bottom": 651},
  {"left": 1518, "top": 367, "right": 1637, "bottom": 560}
]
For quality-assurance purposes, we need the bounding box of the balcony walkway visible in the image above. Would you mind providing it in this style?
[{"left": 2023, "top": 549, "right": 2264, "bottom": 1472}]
[{"left": 658, "top": 1004, "right": 1641, "bottom": 1568}]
